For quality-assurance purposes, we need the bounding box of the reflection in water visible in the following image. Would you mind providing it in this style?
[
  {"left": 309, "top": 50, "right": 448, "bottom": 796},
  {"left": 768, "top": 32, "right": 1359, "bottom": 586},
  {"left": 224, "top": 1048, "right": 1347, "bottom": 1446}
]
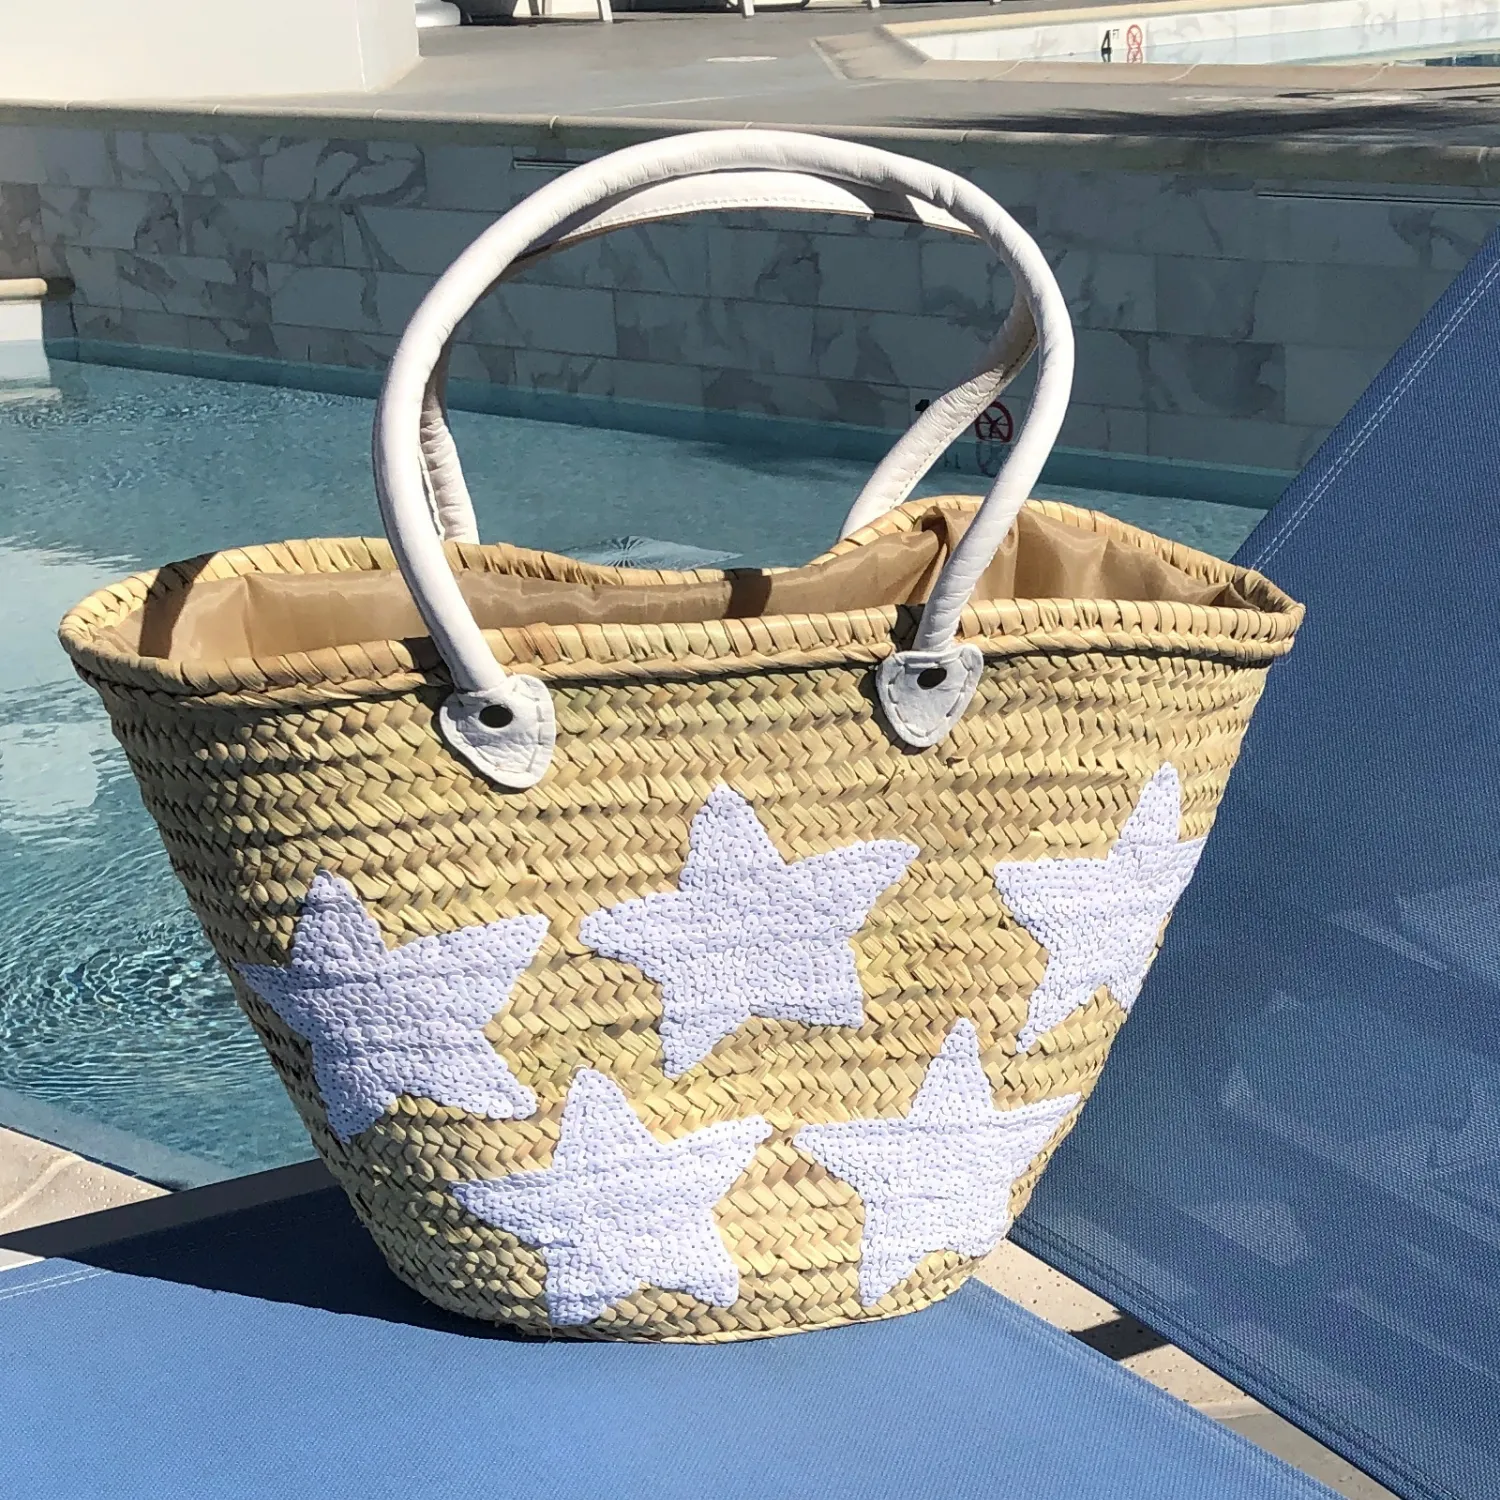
[{"left": 0, "top": 535, "right": 312, "bottom": 1174}]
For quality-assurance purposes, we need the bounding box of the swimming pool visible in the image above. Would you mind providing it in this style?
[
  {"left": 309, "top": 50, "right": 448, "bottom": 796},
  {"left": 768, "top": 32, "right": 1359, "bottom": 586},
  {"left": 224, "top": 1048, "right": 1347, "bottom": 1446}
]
[{"left": 0, "top": 359, "right": 1270, "bottom": 1185}]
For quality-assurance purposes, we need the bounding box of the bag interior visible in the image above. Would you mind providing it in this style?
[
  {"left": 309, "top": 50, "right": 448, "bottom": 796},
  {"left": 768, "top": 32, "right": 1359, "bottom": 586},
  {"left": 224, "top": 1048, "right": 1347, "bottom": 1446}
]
[{"left": 105, "top": 504, "right": 1259, "bottom": 665}]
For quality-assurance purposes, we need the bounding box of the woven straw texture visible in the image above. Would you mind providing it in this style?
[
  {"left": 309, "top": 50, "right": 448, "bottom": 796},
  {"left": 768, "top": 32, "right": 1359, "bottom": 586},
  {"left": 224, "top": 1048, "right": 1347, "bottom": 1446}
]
[{"left": 60, "top": 496, "right": 1301, "bottom": 1342}]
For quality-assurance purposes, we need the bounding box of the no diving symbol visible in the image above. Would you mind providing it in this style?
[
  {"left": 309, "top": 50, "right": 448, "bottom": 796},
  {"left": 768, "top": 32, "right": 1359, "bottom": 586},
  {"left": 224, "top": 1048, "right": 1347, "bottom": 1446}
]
[
  {"left": 973, "top": 401, "right": 1013, "bottom": 476},
  {"left": 974, "top": 403, "right": 1013, "bottom": 444},
  {"left": 1125, "top": 23, "right": 1144, "bottom": 62}
]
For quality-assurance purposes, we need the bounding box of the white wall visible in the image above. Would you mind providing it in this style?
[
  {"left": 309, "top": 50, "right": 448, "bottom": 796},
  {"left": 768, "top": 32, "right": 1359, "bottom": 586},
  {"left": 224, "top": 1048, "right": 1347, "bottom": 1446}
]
[
  {"left": 0, "top": 0, "right": 418, "bottom": 101},
  {"left": 0, "top": 295, "right": 47, "bottom": 385}
]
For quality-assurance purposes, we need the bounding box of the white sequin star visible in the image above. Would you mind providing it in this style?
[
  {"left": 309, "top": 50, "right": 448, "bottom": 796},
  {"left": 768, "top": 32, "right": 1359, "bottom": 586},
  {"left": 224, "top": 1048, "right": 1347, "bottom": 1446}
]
[
  {"left": 454, "top": 1069, "right": 770, "bottom": 1326},
  {"left": 239, "top": 872, "right": 545, "bottom": 1141},
  {"left": 994, "top": 763, "right": 1206, "bottom": 1053},
  {"left": 796, "top": 1019, "right": 1079, "bottom": 1305},
  {"left": 580, "top": 786, "right": 917, "bottom": 1076}
]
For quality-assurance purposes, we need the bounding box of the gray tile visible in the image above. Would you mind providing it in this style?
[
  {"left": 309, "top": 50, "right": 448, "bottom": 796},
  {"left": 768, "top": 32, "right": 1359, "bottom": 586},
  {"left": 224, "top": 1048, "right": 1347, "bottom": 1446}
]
[
  {"left": 813, "top": 306, "right": 986, "bottom": 392},
  {"left": 1148, "top": 411, "right": 1325, "bottom": 471},
  {"left": 260, "top": 137, "right": 423, "bottom": 205},
  {"left": 599, "top": 355, "right": 706, "bottom": 408},
  {"left": 59, "top": 245, "right": 120, "bottom": 308},
  {"left": 273, "top": 324, "right": 399, "bottom": 370},
  {"left": 341, "top": 205, "right": 491, "bottom": 274},
  {"left": 1039, "top": 174, "right": 1274, "bottom": 264},
  {"left": 708, "top": 207, "right": 924, "bottom": 241},
  {"left": 707, "top": 227, "right": 824, "bottom": 305},
  {"left": 1055, "top": 248, "right": 1157, "bottom": 334},
  {"left": 707, "top": 227, "right": 922, "bottom": 314},
  {"left": 1393, "top": 201, "right": 1500, "bottom": 272},
  {"left": 846, "top": 215, "right": 932, "bottom": 242},
  {"left": 1037, "top": 171, "right": 1231, "bottom": 258},
  {"left": 114, "top": 132, "right": 261, "bottom": 196},
  {"left": 266, "top": 264, "right": 377, "bottom": 334},
  {"left": 115, "top": 252, "right": 270, "bottom": 322},
  {"left": 617, "top": 291, "right": 809, "bottom": 375},
  {"left": 188, "top": 316, "right": 280, "bottom": 360},
  {"left": 72, "top": 304, "right": 194, "bottom": 350},
  {"left": 919, "top": 238, "right": 1012, "bottom": 331},
  {"left": 1251, "top": 263, "right": 1456, "bottom": 349},
  {"left": 1270, "top": 190, "right": 1500, "bottom": 271},
  {"left": 295, "top": 203, "right": 355, "bottom": 268},
  {"left": 1192, "top": 183, "right": 1290, "bottom": 262},
  {"left": 0, "top": 183, "right": 44, "bottom": 279},
  {"left": 1280, "top": 193, "right": 1437, "bottom": 270},
  {"left": 446, "top": 341, "right": 516, "bottom": 384},
  {"left": 1156, "top": 257, "right": 1261, "bottom": 341},
  {"left": 246, "top": 202, "right": 355, "bottom": 270},
  {"left": 1146, "top": 336, "right": 1284, "bottom": 421},
  {"left": 1283, "top": 344, "right": 1389, "bottom": 429},
  {"left": 31, "top": 127, "right": 113, "bottom": 189},
  {"left": 466, "top": 281, "right": 615, "bottom": 358},
  {"left": 372, "top": 270, "right": 435, "bottom": 337},
  {"left": 703, "top": 368, "right": 910, "bottom": 430},
  {"left": 966, "top": 165, "right": 1041, "bottom": 210},
  {"left": 510, "top": 348, "right": 612, "bottom": 399},
  {"left": 41, "top": 299, "right": 75, "bottom": 340},
  {"left": 180, "top": 196, "right": 297, "bottom": 261},
  {"left": 0, "top": 127, "right": 44, "bottom": 186},
  {"left": 1057, "top": 401, "right": 1150, "bottom": 456},
  {"left": 39, "top": 187, "right": 180, "bottom": 255},
  {"left": 524, "top": 222, "right": 710, "bottom": 298},
  {"left": 423, "top": 143, "right": 518, "bottom": 213},
  {"left": 817, "top": 232, "right": 924, "bottom": 314},
  {"left": 1070, "top": 328, "right": 1150, "bottom": 412}
]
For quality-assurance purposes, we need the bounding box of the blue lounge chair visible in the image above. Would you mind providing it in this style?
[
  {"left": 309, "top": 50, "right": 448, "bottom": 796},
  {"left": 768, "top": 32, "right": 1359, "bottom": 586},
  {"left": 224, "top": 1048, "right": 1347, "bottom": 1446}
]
[
  {"left": 1015, "top": 228, "right": 1500, "bottom": 1500},
  {"left": 5, "top": 228, "right": 1498, "bottom": 1500}
]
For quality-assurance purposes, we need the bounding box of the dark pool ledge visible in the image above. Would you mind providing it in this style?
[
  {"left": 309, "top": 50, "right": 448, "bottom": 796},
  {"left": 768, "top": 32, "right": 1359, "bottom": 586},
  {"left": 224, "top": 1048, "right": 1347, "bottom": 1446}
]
[{"left": 0, "top": 1084, "right": 259, "bottom": 1191}]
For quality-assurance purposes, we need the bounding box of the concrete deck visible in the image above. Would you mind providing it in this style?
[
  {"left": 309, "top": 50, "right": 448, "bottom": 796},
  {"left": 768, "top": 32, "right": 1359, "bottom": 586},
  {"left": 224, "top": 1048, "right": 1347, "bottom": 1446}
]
[
  {"left": 0, "top": 1124, "right": 163, "bottom": 1270},
  {"left": 13, "top": 1, "right": 1500, "bottom": 186},
  {"left": 369, "top": 4, "right": 1500, "bottom": 149},
  {"left": 0, "top": 1120, "right": 1393, "bottom": 1495}
]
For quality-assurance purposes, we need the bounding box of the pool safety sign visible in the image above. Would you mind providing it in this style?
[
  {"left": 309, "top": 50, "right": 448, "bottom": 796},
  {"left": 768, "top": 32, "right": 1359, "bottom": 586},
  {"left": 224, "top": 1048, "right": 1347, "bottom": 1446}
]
[
  {"left": 917, "top": 397, "right": 1016, "bottom": 479},
  {"left": 1100, "top": 23, "right": 1146, "bottom": 62}
]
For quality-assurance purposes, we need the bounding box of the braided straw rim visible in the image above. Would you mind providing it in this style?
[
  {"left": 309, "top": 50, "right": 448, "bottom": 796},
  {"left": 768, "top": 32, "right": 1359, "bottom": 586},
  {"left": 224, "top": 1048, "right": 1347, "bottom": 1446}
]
[{"left": 59, "top": 497, "right": 1301, "bottom": 707}]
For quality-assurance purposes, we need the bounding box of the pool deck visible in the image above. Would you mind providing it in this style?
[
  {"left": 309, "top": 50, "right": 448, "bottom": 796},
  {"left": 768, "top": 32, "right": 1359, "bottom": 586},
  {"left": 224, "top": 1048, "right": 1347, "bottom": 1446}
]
[
  {"left": 0, "top": 1125, "right": 163, "bottom": 1269},
  {"left": 9, "top": 0, "right": 1500, "bottom": 185},
  {"left": 0, "top": 1121, "right": 1393, "bottom": 1496}
]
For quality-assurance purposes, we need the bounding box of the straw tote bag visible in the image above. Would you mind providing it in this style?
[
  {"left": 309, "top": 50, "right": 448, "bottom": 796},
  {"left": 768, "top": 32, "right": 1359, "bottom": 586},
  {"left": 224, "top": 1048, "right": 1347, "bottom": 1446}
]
[{"left": 61, "top": 130, "right": 1302, "bottom": 1342}]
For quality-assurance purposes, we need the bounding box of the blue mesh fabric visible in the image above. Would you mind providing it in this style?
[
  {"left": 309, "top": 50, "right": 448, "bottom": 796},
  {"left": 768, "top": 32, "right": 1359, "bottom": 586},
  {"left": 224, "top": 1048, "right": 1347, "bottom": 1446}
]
[
  {"left": 1015, "top": 233, "right": 1500, "bottom": 1500},
  {"left": 0, "top": 1183, "right": 1334, "bottom": 1499}
]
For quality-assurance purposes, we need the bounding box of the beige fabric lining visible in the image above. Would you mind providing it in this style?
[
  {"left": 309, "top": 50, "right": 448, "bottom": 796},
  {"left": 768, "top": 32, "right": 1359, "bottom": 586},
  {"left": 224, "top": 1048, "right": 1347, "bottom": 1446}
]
[{"left": 101, "top": 506, "right": 1256, "bottom": 668}]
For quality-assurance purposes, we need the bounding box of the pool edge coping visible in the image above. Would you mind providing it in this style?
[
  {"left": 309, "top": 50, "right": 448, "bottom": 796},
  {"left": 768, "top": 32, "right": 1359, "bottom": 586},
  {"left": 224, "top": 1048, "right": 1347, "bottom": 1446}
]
[
  {"left": 0, "top": 1084, "right": 248, "bottom": 1190},
  {"left": 4, "top": 100, "right": 1500, "bottom": 189}
]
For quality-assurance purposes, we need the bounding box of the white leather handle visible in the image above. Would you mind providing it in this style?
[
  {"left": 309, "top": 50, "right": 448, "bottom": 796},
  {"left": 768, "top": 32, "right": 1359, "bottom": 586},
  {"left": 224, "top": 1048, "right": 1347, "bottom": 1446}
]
[
  {"left": 415, "top": 171, "right": 1036, "bottom": 550},
  {"left": 374, "top": 129, "right": 1074, "bottom": 789}
]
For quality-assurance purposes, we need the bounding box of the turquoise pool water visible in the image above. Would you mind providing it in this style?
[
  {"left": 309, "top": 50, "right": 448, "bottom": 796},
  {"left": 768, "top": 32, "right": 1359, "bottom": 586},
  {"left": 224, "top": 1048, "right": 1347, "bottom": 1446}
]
[{"left": 0, "top": 360, "right": 1268, "bottom": 1184}]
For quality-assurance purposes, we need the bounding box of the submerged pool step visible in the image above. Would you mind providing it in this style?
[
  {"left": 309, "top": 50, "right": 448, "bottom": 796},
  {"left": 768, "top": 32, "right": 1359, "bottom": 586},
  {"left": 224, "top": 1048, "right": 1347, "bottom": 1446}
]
[{"left": 0, "top": 277, "right": 69, "bottom": 401}]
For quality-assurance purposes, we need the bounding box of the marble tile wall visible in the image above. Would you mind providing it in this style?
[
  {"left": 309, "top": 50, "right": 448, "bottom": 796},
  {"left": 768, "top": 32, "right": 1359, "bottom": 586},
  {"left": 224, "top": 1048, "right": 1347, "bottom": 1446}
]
[{"left": 3, "top": 122, "right": 1498, "bottom": 470}]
